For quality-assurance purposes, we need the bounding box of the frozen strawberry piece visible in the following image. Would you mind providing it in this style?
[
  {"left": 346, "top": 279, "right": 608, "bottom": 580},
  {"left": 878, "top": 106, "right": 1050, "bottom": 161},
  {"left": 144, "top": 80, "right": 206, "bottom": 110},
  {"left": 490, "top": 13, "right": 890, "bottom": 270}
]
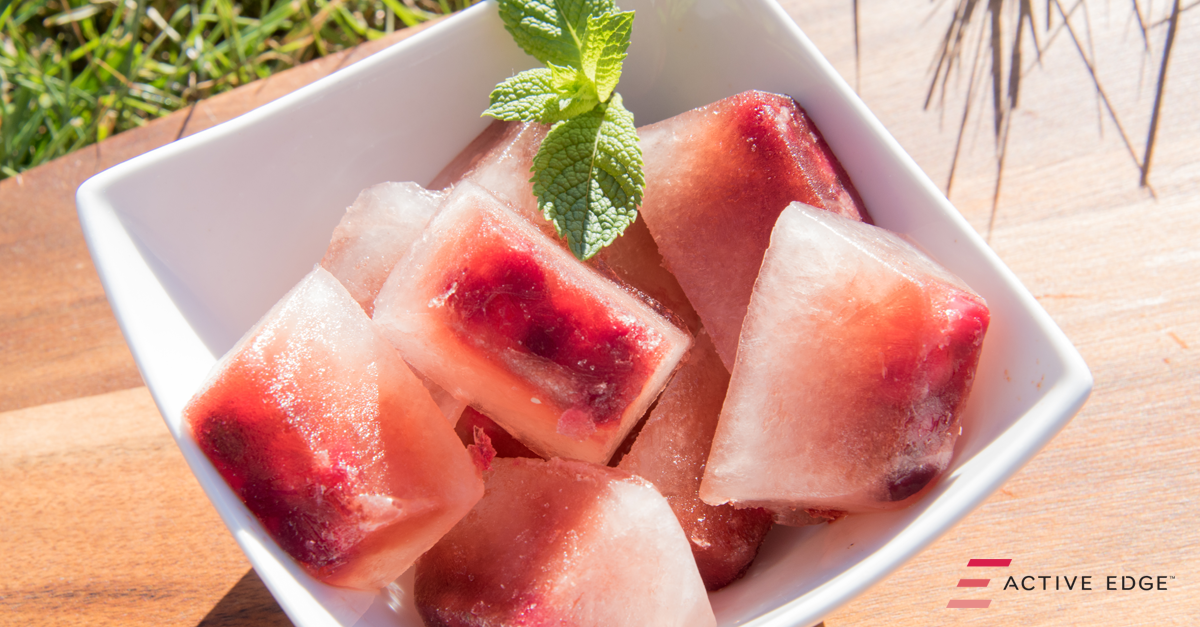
[
  {"left": 454, "top": 406, "right": 540, "bottom": 459},
  {"left": 619, "top": 332, "right": 774, "bottom": 589},
  {"left": 433, "top": 120, "right": 702, "bottom": 332},
  {"left": 373, "top": 182, "right": 691, "bottom": 464},
  {"left": 638, "top": 90, "right": 870, "bottom": 369},
  {"left": 320, "top": 182, "right": 445, "bottom": 316},
  {"left": 184, "top": 268, "right": 483, "bottom": 590},
  {"left": 700, "top": 204, "right": 989, "bottom": 517},
  {"left": 414, "top": 457, "right": 716, "bottom": 627}
]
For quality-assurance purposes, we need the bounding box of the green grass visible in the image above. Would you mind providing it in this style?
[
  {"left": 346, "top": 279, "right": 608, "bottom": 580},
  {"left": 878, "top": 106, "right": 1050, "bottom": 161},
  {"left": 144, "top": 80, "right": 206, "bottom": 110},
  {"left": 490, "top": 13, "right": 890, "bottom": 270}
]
[{"left": 0, "top": 0, "right": 476, "bottom": 178}]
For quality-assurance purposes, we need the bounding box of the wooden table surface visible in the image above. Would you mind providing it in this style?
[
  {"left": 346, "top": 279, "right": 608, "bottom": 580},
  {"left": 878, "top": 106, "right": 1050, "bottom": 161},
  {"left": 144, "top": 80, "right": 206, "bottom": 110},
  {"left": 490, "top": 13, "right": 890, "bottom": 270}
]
[{"left": 2, "top": 1, "right": 1197, "bottom": 625}]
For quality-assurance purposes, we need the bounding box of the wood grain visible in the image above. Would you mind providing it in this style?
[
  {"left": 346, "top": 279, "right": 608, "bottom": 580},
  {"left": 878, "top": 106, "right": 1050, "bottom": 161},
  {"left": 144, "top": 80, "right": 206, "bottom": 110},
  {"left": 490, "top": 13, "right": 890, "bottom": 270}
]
[
  {"left": 0, "top": 120, "right": 182, "bottom": 412},
  {"left": 1, "top": 1, "right": 1197, "bottom": 626},
  {"left": 0, "top": 387, "right": 260, "bottom": 626}
]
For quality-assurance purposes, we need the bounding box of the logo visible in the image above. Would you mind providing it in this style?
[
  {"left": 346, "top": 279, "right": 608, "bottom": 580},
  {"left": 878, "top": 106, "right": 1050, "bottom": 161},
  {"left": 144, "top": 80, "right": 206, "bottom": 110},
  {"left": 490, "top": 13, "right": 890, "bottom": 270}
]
[
  {"left": 946, "top": 558, "right": 1176, "bottom": 609},
  {"left": 946, "top": 558, "right": 1010, "bottom": 608}
]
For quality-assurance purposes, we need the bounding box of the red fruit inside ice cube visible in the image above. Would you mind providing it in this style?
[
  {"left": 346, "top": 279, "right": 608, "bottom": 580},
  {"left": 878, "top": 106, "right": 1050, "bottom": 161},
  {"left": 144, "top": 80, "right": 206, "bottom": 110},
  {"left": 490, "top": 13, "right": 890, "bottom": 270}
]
[
  {"left": 638, "top": 90, "right": 869, "bottom": 368},
  {"left": 185, "top": 268, "right": 483, "bottom": 589},
  {"left": 443, "top": 247, "right": 654, "bottom": 424},
  {"left": 414, "top": 457, "right": 715, "bottom": 627},
  {"left": 700, "top": 204, "right": 989, "bottom": 516},
  {"left": 373, "top": 182, "right": 690, "bottom": 464},
  {"left": 618, "top": 331, "right": 775, "bottom": 589}
]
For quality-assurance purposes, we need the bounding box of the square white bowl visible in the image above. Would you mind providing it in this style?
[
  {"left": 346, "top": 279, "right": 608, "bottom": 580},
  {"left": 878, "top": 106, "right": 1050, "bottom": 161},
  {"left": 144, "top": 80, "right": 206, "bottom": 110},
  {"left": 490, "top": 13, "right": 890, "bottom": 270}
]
[{"left": 75, "top": 1, "right": 1092, "bottom": 625}]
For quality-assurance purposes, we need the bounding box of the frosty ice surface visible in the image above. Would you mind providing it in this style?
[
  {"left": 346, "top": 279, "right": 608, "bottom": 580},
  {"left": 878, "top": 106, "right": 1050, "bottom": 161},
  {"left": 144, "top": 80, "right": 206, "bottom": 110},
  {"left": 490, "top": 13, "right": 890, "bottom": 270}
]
[
  {"left": 184, "top": 268, "right": 483, "bottom": 589},
  {"left": 414, "top": 457, "right": 715, "bottom": 627},
  {"left": 701, "top": 204, "right": 989, "bottom": 517},
  {"left": 321, "top": 182, "right": 444, "bottom": 316}
]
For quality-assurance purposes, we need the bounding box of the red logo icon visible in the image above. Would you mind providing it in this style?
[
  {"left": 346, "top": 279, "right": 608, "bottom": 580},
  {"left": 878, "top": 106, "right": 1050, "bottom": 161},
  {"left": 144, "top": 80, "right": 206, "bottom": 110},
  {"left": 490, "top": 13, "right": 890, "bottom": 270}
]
[{"left": 947, "top": 559, "right": 1011, "bottom": 608}]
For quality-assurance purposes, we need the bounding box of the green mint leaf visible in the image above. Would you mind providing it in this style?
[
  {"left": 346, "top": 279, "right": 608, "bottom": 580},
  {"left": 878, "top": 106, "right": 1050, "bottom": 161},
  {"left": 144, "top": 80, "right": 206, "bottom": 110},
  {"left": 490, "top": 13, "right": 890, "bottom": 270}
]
[
  {"left": 498, "top": 0, "right": 615, "bottom": 68},
  {"left": 546, "top": 62, "right": 600, "bottom": 121},
  {"left": 484, "top": 68, "right": 559, "bottom": 122},
  {"left": 492, "top": 0, "right": 642, "bottom": 259},
  {"left": 581, "top": 10, "right": 633, "bottom": 102},
  {"left": 531, "top": 93, "right": 644, "bottom": 260}
]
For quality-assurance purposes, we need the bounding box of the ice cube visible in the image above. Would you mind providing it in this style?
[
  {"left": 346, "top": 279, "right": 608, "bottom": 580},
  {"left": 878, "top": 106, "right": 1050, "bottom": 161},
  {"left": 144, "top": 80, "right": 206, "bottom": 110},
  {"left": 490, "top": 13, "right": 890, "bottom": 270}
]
[
  {"left": 414, "top": 457, "right": 716, "bottom": 627},
  {"left": 184, "top": 267, "right": 483, "bottom": 589},
  {"left": 638, "top": 90, "right": 869, "bottom": 368},
  {"left": 320, "top": 182, "right": 445, "bottom": 316},
  {"left": 700, "top": 204, "right": 989, "bottom": 517},
  {"left": 618, "top": 331, "right": 774, "bottom": 589},
  {"left": 373, "top": 182, "right": 691, "bottom": 464}
]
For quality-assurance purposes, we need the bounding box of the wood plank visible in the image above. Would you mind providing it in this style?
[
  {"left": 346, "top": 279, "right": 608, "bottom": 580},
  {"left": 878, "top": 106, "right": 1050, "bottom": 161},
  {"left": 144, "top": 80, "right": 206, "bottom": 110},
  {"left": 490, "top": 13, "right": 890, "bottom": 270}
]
[{"left": 0, "top": 119, "right": 185, "bottom": 412}]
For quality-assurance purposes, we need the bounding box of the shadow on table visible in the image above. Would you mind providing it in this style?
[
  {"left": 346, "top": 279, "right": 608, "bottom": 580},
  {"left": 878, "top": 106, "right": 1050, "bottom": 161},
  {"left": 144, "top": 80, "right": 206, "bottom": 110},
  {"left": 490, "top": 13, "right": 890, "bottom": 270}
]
[{"left": 198, "top": 568, "right": 293, "bottom": 626}]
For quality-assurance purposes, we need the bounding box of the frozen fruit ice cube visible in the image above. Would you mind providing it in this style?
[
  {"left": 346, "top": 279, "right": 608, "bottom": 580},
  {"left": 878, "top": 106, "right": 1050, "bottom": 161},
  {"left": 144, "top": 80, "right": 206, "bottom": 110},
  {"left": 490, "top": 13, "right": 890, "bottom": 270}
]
[
  {"left": 320, "top": 181, "right": 444, "bottom": 316},
  {"left": 700, "top": 203, "right": 989, "bottom": 517},
  {"left": 617, "top": 332, "right": 725, "bottom": 497},
  {"left": 184, "top": 267, "right": 483, "bottom": 590},
  {"left": 373, "top": 182, "right": 691, "bottom": 464},
  {"left": 638, "top": 90, "right": 869, "bottom": 369},
  {"left": 619, "top": 331, "right": 774, "bottom": 589},
  {"left": 434, "top": 120, "right": 702, "bottom": 331},
  {"left": 414, "top": 457, "right": 716, "bottom": 627}
]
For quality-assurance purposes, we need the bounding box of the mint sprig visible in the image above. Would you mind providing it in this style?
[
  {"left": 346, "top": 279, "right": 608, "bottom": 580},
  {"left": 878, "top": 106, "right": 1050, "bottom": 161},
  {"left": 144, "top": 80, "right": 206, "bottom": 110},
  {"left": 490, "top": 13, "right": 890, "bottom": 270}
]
[{"left": 486, "top": 0, "right": 643, "bottom": 261}]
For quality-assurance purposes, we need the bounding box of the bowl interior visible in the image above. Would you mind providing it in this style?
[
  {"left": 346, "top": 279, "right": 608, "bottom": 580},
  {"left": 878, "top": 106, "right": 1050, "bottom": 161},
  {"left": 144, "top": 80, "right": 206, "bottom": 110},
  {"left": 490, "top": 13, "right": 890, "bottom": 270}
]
[{"left": 76, "top": 1, "right": 1092, "bottom": 625}]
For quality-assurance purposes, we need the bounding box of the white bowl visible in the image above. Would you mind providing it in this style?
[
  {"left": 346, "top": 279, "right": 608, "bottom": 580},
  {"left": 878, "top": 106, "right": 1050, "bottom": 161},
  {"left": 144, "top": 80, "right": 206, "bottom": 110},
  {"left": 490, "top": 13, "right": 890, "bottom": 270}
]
[{"left": 75, "top": 1, "right": 1092, "bottom": 625}]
